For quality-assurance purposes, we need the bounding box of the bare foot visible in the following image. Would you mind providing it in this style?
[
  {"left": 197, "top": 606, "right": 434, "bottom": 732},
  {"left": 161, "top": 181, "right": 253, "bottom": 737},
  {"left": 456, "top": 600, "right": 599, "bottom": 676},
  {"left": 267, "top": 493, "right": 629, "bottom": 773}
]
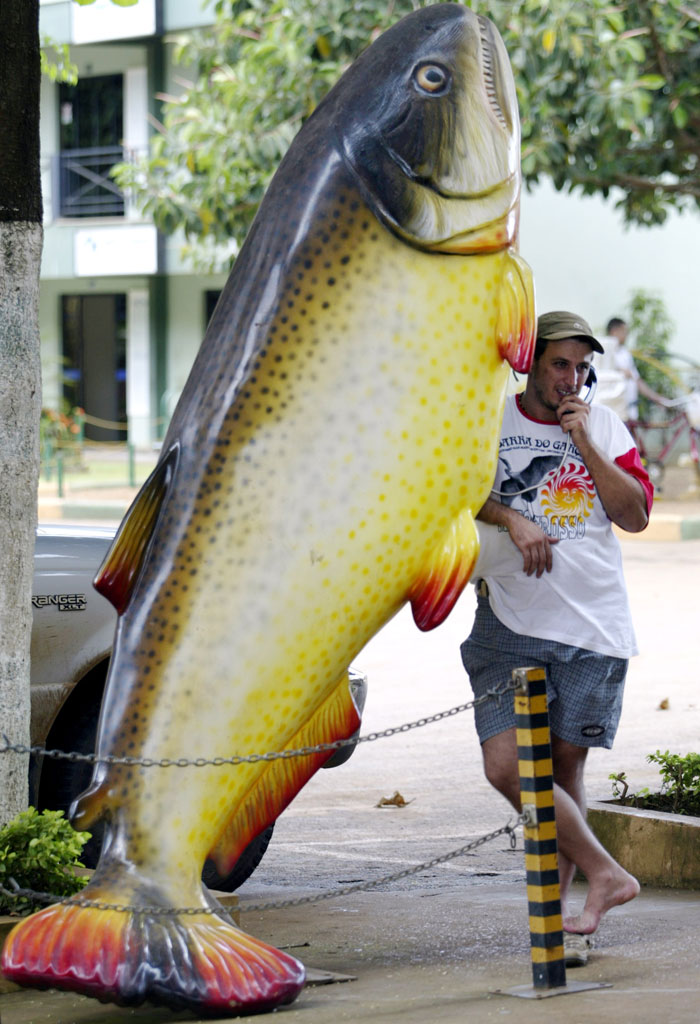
[{"left": 563, "top": 867, "right": 640, "bottom": 934}]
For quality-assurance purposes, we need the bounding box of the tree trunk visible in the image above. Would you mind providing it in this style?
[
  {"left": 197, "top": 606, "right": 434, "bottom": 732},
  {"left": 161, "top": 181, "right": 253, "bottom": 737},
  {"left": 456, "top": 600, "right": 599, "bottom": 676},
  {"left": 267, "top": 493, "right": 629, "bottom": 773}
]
[{"left": 0, "top": 0, "right": 43, "bottom": 825}]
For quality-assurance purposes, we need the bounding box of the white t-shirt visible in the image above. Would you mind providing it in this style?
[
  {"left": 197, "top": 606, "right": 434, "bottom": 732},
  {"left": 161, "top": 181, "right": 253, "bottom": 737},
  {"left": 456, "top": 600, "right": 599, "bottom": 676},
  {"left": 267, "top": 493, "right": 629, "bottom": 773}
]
[
  {"left": 473, "top": 394, "right": 641, "bottom": 658},
  {"left": 614, "top": 346, "right": 640, "bottom": 416},
  {"left": 592, "top": 334, "right": 627, "bottom": 420}
]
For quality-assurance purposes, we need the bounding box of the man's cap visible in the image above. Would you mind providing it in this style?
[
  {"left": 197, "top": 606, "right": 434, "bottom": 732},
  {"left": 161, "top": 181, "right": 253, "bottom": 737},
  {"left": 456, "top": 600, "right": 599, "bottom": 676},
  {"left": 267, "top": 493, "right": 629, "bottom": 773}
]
[{"left": 536, "top": 311, "right": 604, "bottom": 353}]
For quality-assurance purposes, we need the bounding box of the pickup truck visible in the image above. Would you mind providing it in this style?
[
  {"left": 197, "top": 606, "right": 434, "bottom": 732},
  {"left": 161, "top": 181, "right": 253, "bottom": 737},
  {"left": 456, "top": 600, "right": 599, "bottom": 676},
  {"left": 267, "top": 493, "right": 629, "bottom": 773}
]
[{"left": 30, "top": 523, "right": 366, "bottom": 889}]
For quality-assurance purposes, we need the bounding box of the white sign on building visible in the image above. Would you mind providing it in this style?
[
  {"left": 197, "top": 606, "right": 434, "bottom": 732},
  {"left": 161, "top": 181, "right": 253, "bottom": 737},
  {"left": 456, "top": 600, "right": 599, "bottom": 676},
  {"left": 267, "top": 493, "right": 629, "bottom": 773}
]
[
  {"left": 72, "top": 0, "right": 157, "bottom": 44},
  {"left": 74, "top": 225, "right": 159, "bottom": 277}
]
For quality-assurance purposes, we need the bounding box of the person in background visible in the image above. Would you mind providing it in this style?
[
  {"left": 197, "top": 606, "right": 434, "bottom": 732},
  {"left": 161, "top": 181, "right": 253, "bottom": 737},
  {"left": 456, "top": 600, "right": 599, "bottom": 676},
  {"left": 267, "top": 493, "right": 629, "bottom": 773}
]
[
  {"left": 605, "top": 317, "right": 669, "bottom": 424},
  {"left": 461, "top": 310, "right": 654, "bottom": 967}
]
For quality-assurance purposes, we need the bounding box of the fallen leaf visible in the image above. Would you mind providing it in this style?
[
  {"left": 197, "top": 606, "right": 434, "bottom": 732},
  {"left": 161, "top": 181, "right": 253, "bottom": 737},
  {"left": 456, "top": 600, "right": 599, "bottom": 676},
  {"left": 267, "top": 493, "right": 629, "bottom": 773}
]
[
  {"left": 657, "top": 698, "right": 670, "bottom": 710},
  {"left": 376, "top": 790, "right": 414, "bottom": 808}
]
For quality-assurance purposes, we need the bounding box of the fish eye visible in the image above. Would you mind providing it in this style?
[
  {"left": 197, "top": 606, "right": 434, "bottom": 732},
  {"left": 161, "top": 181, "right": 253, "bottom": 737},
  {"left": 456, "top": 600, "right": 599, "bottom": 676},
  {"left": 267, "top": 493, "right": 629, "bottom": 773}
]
[{"left": 413, "top": 63, "right": 450, "bottom": 95}]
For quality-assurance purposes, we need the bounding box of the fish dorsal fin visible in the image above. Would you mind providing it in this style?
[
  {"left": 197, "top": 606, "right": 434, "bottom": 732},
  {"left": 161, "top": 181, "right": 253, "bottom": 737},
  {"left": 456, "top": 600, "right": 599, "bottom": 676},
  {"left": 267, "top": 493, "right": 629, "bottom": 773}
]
[
  {"left": 94, "top": 446, "right": 178, "bottom": 616},
  {"left": 409, "top": 507, "right": 479, "bottom": 632},
  {"left": 496, "top": 248, "right": 536, "bottom": 374}
]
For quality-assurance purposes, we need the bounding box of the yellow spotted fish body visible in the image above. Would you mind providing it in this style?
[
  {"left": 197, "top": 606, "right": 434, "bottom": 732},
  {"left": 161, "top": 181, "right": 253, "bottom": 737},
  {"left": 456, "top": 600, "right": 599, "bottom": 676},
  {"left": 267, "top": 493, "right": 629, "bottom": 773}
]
[{"left": 2, "top": 4, "right": 534, "bottom": 1014}]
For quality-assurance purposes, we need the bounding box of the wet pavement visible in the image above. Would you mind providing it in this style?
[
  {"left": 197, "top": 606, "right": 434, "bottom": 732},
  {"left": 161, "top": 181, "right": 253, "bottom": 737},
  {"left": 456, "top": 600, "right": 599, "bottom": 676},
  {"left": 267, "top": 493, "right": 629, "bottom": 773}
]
[{"left": 3, "top": 465, "right": 698, "bottom": 1022}]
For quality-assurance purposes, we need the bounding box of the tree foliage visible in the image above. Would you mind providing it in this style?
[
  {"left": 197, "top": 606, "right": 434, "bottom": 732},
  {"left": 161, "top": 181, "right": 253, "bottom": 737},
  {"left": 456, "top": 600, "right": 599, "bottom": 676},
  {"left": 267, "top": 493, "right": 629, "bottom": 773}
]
[
  {"left": 493, "top": 0, "right": 700, "bottom": 226},
  {"left": 113, "top": 0, "right": 700, "bottom": 267}
]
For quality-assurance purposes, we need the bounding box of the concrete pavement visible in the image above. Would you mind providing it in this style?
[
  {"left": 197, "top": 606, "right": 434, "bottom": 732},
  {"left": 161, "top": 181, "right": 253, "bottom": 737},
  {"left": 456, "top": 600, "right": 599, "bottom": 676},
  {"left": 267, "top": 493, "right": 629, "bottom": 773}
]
[{"left": 2, "top": 882, "right": 699, "bottom": 1023}]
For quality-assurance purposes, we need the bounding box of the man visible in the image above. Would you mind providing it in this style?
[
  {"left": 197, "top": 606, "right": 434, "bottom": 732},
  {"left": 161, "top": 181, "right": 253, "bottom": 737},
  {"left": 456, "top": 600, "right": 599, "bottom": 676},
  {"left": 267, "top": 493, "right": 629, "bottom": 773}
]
[
  {"left": 592, "top": 317, "right": 628, "bottom": 420},
  {"left": 601, "top": 316, "right": 668, "bottom": 423},
  {"left": 461, "top": 311, "right": 653, "bottom": 960}
]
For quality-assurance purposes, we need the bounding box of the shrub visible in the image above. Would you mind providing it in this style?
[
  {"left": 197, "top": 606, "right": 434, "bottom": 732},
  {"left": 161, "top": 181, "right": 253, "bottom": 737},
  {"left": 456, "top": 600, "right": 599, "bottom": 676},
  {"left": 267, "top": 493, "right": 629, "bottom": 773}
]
[
  {"left": 610, "top": 750, "right": 700, "bottom": 817},
  {"left": 0, "top": 807, "right": 91, "bottom": 916}
]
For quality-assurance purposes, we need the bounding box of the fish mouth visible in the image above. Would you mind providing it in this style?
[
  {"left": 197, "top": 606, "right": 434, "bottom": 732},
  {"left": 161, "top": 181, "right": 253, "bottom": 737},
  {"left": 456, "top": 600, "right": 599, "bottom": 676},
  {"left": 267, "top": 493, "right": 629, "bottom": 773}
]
[
  {"left": 478, "top": 14, "right": 510, "bottom": 132},
  {"left": 379, "top": 148, "right": 521, "bottom": 253},
  {"left": 338, "top": 8, "right": 522, "bottom": 255}
]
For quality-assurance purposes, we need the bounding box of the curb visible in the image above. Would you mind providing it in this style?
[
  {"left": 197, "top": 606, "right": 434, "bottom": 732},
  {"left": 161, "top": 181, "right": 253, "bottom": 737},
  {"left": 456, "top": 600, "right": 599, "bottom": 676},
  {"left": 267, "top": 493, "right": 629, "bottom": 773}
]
[{"left": 588, "top": 800, "right": 700, "bottom": 889}]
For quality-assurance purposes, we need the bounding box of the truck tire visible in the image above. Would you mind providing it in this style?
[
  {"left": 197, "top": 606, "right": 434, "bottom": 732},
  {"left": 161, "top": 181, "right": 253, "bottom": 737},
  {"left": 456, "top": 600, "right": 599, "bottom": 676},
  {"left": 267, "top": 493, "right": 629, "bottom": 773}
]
[
  {"left": 36, "top": 674, "right": 105, "bottom": 869},
  {"left": 201, "top": 825, "right": 275, "bottom": 893}
]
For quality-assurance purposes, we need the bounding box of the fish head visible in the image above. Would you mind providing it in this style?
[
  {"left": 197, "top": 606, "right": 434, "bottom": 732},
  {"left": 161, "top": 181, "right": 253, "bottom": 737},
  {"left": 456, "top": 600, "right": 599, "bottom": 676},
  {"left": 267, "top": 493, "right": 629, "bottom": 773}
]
[{"left": 332, "top": 4, "right": 521, "bottom": 255}]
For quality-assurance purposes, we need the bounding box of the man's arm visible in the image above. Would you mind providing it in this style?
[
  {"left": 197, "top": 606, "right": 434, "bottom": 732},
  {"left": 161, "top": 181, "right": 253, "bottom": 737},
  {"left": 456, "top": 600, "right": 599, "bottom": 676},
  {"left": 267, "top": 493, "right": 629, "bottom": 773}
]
[
  {"left": 558, "top": 398, "right": 649, "bottom": 533},
  {"left": 477, "top": 497, "right": 558, "bottom": 577},
  {"left": 638, "top": 376, "right": 670, "bottom": 408}
]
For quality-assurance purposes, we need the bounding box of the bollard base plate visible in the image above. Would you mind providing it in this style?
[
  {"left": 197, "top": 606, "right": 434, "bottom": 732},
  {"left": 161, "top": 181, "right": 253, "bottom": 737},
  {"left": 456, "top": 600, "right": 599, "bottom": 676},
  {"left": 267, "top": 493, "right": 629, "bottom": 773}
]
[{"left": 497, "top": 980, "right": 612, "bottom": 999}]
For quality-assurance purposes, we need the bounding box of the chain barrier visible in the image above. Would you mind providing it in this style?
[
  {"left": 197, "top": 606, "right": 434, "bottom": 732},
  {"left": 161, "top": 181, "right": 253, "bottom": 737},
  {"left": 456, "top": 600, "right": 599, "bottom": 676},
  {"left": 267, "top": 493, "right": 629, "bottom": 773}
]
[
  {"left": 0, "top": 817, "right": 523, "bottom": 918},
  {"left": 0, "top": 677, "right": 519, "bottom": 769},
  {"left": 0, "top": 679, "right": 522, "bottom": 919}
]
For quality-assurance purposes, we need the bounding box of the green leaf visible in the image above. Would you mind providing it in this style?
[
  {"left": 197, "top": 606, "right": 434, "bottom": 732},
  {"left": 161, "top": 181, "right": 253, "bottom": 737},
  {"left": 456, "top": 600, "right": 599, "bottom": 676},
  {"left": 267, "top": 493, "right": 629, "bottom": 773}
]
[
  {"left": 672, "top": 104, "right": 689, "bottom": 129},
  {"left": 636, "top": 74, "right": 667, "bottom": 90}
]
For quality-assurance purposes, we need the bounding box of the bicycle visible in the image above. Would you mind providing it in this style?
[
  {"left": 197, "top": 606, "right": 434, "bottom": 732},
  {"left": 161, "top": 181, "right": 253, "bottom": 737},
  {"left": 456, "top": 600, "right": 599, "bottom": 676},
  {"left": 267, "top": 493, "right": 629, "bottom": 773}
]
[{"left": 627, "top": 392, "right": 700, "bottom": 491}]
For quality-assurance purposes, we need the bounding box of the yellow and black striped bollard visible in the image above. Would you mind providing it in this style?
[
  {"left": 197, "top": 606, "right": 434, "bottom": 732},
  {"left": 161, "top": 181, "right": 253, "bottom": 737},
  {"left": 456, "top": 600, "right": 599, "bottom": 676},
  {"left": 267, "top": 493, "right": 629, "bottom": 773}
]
[{"left": 513, "top": 665, "right": 566, "bottom": 990}]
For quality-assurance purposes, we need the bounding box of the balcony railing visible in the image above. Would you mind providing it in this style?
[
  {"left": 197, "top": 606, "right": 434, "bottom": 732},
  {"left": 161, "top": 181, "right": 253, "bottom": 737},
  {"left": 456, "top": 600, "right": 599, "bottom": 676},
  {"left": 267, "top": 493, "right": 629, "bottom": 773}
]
[{"left": 52, "top": 145, "right": 128, "bottom": 218}]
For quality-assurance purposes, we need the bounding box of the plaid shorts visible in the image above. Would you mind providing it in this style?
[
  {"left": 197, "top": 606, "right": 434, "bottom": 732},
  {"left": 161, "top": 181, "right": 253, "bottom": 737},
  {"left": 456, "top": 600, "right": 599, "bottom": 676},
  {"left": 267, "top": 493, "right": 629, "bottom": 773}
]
[{"left": 461, "top": 590, "right": 628, "bottom": 749}]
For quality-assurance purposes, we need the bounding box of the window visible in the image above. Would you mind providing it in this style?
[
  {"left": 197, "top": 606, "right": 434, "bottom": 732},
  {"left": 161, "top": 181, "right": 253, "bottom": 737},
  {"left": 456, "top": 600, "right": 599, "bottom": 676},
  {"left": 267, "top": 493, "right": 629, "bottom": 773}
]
[{"left": 57, "top": 74, "right": 125, "bottom": 217}]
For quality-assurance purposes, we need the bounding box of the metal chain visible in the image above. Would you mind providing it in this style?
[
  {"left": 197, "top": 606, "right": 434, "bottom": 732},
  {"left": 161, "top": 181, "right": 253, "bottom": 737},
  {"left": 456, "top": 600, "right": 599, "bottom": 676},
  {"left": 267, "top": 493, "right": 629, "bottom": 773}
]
[
  {"left": 0, "top": 817, "right": 523, "bottom": 918},
  {"left": 243, "top": 818, "right": 524, "bottom": 912},
  {"left": 0, "top": 678, "right": 518, "bottom": 769}
]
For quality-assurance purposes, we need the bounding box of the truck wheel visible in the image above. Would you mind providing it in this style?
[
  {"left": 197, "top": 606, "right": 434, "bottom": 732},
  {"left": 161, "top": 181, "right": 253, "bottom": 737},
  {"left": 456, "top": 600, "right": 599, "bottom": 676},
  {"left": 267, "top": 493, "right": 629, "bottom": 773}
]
[
  {"left": 201, "top": 824, "right": 275, "bottom": 893},
  {"left": 36, "top": 679, "right": 104, "bottom": 868}
]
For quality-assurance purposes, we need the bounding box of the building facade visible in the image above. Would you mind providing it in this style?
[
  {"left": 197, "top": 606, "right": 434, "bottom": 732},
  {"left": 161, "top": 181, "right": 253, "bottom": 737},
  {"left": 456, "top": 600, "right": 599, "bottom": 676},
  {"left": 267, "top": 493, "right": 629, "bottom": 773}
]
[{"left": 39, "top": 0, "right": 226, "bottom": 447}]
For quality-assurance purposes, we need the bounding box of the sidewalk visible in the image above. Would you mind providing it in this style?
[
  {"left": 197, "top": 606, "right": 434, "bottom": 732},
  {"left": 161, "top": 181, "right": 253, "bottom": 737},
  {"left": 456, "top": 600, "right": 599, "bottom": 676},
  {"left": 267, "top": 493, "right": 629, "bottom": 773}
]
[
  {"left": 38, "top": 456, "right": 700, "bottom": 537},
  {"left": 2, "top": 883, "right": 699, "bottom": 1023}
]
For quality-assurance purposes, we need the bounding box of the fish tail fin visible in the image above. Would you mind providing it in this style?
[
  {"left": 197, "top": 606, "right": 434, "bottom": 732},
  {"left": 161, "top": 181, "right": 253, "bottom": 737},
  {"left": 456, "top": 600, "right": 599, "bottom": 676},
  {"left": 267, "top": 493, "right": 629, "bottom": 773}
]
[
  {"left": 1, "top": 870, "right": 304, "bottom": 1013},
  {"left": 207, "top": 670, "right": 361, "bottom": 877}
]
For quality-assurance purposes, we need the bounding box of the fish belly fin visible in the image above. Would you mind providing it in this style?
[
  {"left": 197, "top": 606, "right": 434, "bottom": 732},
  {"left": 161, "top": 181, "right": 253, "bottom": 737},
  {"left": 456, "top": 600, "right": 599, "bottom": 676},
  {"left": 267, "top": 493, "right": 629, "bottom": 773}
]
[
  {"left": 207, "top": 672, "right": 361, "bottom": 877},
  {"left": 496, "top": 248, "right": 536, "bottom": 374},
  {"left": 409, "top": 507, "right": 479, "bottom": 632},
  {"left": 0, "top": 868, "right": 304, "bottom": 1013},
  {"left": 93, "top": 445, "right": 179, "bottom": 615}
]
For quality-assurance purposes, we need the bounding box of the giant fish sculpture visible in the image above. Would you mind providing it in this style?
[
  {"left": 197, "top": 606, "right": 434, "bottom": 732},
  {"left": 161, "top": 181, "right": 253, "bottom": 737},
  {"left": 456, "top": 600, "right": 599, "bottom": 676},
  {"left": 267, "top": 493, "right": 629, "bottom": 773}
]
[{"left": 3, "top": 3, "right": 535, "bottom": 1015}]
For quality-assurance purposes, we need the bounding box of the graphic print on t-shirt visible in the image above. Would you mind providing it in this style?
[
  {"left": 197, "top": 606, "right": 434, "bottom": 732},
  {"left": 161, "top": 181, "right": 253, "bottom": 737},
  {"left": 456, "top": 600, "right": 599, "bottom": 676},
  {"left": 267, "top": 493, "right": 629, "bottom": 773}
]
[
  {"left": 497, "top": 445, "right": 596, "bottom": 541},
  {"left": 540, "top": 460, "right": 596, "bottom": 538}
]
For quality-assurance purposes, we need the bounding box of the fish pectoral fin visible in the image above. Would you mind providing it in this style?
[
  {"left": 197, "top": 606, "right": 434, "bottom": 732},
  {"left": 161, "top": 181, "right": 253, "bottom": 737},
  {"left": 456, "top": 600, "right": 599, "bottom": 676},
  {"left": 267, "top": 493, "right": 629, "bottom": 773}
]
[
  {"left": 207, "top": 672, "right": 361, "bottom": 878},
  {"left": 496, "top": 248, "right": 536, "bottom": 374},
  {"left": 409, "top": 507, "right": 479, "bottom": 632},
  {"left": 94, "top": 445, "right": 179, "bottom": 615}
]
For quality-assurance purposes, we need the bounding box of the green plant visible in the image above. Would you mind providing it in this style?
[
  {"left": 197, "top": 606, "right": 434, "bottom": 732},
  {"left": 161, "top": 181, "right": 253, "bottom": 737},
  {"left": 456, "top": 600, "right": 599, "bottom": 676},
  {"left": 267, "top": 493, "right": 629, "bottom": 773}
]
[
  {"left": 40, "top": 405, "right": 85, "bottom": 468},
  {"left": 626, "top": 290, "right": 677, "bottom": 417},
  {"left": 0, "top": 807, "right": 91, "bottom": 916},
  {"left": 609, "top": 750, "right": 700, "bottom": 817}
]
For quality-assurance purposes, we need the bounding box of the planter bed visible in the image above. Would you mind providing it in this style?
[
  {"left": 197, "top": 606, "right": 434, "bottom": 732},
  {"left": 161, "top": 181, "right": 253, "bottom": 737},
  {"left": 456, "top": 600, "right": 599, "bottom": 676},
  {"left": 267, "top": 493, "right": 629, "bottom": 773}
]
[{"left": 588, "top": 799, "right": 700, "bottom": 889}]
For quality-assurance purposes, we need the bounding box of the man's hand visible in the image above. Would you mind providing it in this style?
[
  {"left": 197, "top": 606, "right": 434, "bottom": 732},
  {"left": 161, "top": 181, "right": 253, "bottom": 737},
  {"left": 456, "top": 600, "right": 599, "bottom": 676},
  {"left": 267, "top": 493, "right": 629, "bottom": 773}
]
[
  {"left": 477, "top": 498, "right": 558, "bottom": 577},
  {"left": 507, "top": 512, "right": 559, "bottom": 577},
  {"left": 556, "top": 394, "right": 591, "bottom": 447}
]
